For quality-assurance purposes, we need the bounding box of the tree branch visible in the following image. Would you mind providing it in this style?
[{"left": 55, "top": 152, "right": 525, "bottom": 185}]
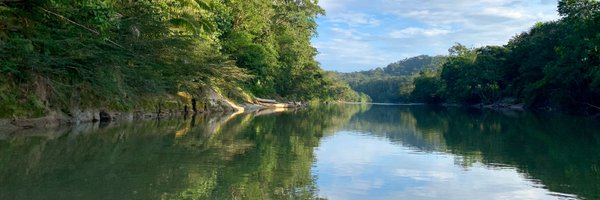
[
  {"left": 40, "top": 7, "right": 127, "bottom": 50},
  {"left": 40, "top": 7, "right": 99, "bottom": 35},
  {"left": 584, "top": 102, "right": 600, "bottom": 111}
]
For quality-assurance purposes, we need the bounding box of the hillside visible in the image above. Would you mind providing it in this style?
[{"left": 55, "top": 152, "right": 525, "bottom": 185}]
[{"left": 338, "top": 55, "right": 446, "bottom": 103}]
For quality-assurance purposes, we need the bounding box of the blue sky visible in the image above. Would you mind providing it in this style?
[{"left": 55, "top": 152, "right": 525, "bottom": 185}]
[{"left": 312, "top": 0, "right": 561, "bottom": 72}]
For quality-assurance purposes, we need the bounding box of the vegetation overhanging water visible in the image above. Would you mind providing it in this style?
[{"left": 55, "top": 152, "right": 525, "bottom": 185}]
[{"left": 1, "top": 104, "right": 599, "bottom": 199}]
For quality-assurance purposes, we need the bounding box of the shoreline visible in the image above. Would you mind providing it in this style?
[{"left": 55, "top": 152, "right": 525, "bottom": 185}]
[
  {"left": 0, "top": 83, "right": 307, "bottom": 133},
  {"left": 0, "top": 96, "right": 309, "bottom": 134},
  {"left": 5, "top": 100, "right": 591, "bottom": 133},
  {"left": 0, "top": 103, "right": 284, "bottom": 135}
]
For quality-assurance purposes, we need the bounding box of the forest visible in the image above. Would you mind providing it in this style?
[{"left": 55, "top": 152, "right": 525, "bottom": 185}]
[
  {"left": 0, "top": 0, "right": 364, "bottom": 119},
  {"left": 411, "top": 0, "right": 600, "bottom": 114},
  {"left": 338, "top": 55, "right": 446, "bottom": 103},
  {"left": 341, "top": 0, "right": 598, "bottom": 114},
  {"left": 1, "top": 0, "right": 598, "bottom": 118}
]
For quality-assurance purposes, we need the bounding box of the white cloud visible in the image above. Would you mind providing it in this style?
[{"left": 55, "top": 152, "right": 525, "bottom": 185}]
[
  {"left": 389, "top": 27, "right": 451, "bottom": 39},
  {"left": 330, "top": 27, "right": 362, "bottom": 40},
  {"left": 328, "top": 12, "right": 381, "bottom": 27},
  {"left": 313, "top": 27, "right": 399, "bottom": 72},
  {"left": 481, "top": 7, "right": 527, "bottom": 19},
  {"left": 313, "top": 0, "right": 561, "bottom": 72},
  {"left": 314, "top": 38, "right": 398, "bottom": 72},
  {"left": 318, "top": 0, "right": 344, "bottom": 13},
  {"left": 394, "top": 169, "right": 456, "bottom": 181}
]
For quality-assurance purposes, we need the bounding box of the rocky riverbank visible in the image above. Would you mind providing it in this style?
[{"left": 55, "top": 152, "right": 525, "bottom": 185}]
[{"left": 0, "top": 88, "right": 272, "bottom": 133}]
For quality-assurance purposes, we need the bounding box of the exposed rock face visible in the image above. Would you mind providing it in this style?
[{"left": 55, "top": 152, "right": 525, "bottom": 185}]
[
  {"left": 0, "top": 120, "right": 18, "bottom": 133},
  {"left": 3, "top": 111, "right": 70, "bottom": 131},
  {"left": 481, "top": 98, "right": 525, "bottom": 111},
  {"left": 1, "top": 87, "right": 249, "bottom": 131},
  {"left": 75, "top": 110, "right": 101, "bottom": 123},
  {"left": 203, "top": 88, "right": 242, "bottom": 113}
]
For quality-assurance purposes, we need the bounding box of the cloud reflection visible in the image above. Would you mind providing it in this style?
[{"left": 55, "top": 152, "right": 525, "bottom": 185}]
[{"left": 313, "top": 131, "right": 563, "bottom": 200}]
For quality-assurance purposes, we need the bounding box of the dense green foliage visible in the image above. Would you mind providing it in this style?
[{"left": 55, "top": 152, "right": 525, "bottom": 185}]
[
  {"left": 339, "top": 55, "right": 446, "bottom": 102},
  {"left": 0, "top": 0, "right": 362, "bottom": 118},
  {"left": 0, "top": 104, "right": 363, "bottom": 199},
  {"left": 411, "top": 0, "right": 600, "bottom": 114}
]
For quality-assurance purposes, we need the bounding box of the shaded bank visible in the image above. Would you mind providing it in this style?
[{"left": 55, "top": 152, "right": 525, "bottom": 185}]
[
  {"left": 0, "top": 88, "right": 249, "bottom": 133},
  {"left": 0, "top": 104, "right": 363, "bottom": 200}
]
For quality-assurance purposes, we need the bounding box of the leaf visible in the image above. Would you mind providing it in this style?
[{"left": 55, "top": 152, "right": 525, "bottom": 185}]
[
  {"left": 168, "top": 17, "right": 199, "bottom": 36},
  {"left": 194, "top": 0, "right": 212, "bottom": 11},
  {"left": 199, "top": 19, "right": 215, "bottom": 32}
]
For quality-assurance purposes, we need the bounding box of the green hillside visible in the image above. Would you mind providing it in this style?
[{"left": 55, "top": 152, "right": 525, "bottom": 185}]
[{"left": 338, "top": 55, "right": 446, "bottom": 103}]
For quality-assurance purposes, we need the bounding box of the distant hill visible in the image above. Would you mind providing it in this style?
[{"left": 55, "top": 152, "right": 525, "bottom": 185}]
[
  {"left": 338, "top": 55, "right": 446, "bottom": 103},
  {"left": 382, "top": 55, "right": 447, "bottom": 76}
]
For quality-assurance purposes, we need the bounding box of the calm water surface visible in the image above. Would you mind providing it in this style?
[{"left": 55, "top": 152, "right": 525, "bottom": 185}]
[{"left": 1, "top": 105, "right": 599, "bottom": 199}]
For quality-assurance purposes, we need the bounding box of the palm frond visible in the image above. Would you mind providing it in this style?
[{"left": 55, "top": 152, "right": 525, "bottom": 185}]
[{"left": 168, "top": 17, "right": 199, "bottom": 35}]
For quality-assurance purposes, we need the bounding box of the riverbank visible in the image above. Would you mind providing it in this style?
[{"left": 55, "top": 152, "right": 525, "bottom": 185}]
[
  {"left": 0, "top": 87, "right": 316, "bottom": 133},
  {"left": 0, "top": 86, "right": 281, "bottom": 133},
  {"left": 341, "top": 101, "right": 524, "bottom": 111}
]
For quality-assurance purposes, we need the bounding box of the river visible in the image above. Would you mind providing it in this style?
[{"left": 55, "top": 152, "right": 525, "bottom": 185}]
[{"left": 0, "top": 104, "right": 599, "bottom": 199}]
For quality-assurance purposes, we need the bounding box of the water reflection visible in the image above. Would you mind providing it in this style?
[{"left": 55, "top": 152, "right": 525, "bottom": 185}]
[
  {"left": 316, "top": 132, "right": 568, "bottom": 200},
  {"left": 316, "top": 105, "right": 600, "bottom": 200},
  {"left": 0, "top": 104, "right": 362, "bottom": 200},
  {"left": 0, "top": 104, "right": 599, "bottom": 199}
]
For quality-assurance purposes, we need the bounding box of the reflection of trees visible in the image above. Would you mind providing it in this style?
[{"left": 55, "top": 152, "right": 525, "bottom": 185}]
[
  {"left": 8, "top": 104, "right": 598, "bottom": 199},
  {"left": 349, "top": 105, "right": 600, "bottom": 199},
  {"left": 422, "top": 109, "right": 600, "bottom": 200},
  {"left": 344, "top": 105, "right": 448, "bottom": 152},
  {"left": 0, "top": 104, "right": 362, "bottom": 199}
]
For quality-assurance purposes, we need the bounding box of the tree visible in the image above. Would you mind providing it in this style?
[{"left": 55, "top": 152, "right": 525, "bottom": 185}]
[{"left": 411, "top": 71, "right": 444, "bottom": 103}]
